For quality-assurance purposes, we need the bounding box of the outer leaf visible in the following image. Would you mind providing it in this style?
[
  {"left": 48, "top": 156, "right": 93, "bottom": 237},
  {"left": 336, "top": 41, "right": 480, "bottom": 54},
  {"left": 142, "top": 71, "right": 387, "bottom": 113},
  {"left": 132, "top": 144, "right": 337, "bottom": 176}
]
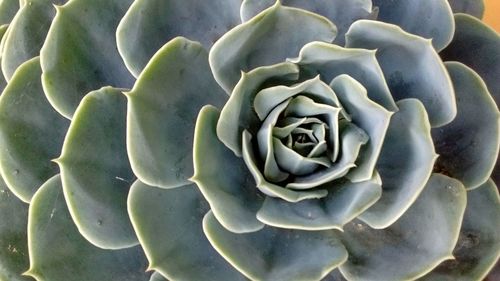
[
  {"left": 358, "top": 99, "right": 437, "bottom": 229},
  {"left": 192, "top": 105, "right": 264, "bottom": 233},
  {"left": 217, "top": 62, "right": 300, "bottom": 156},
  {"left": 421, "top": 179, "right": 500, "bottom": 281},
  {"left": 440, "top": 14, "right": 500, "bottom": 110},
  {"left": 1, "top": 0, "right": 65, "bottom": 81},
  {"left": 128, "top": 180, "right": 246, "bottom": 281},
  {"left": 0, "top": 176, "right": 32, "bottom": 281},
  {"left": 256, "top": 173, "right": 381, "bottom": 231},
  {"left": 0, "top": 0, "right": 18, "bottom": 25},
  {"left": 58, "top": 87, "right": 137, "bottom": 249},
  {"left": 0, "top": 57, "right": 69, "bottom": 202},
  {"left": 127, "top": 37, "right": 226, "bottom": 189},
  {"left": 209, "top": 1, "right": 337, "bottom": 93},
  {"left": 448, "top": 0, "right": 484, "bottom": 18},
  {"left": 432, "top": 62, "right": 499, "bottom": 189},
  {"left": 240, "top": 0, "right": 375, "bottom": 45},
  {"left": 346, "top": 20, "right": 456, "bottom": 127},
  {"left": 290, "top": 41, "right": 397, "bottom": 111},
  {"left": 149, "top": 272, "right": 168, "bottom": 281},
  {"left": 117, "top": 0, "right": 242, "bottom": 77},
  {"left": 204, "top": 210, "right": 348, "bottom": 281},
  {"left": 26, "top": 175, "right": 150, "bottom": 281},
  {"left": 372, "top": 0, "right": 454, "bottom": 51},
  {"left": 339, "top": 174, "right": 467, "bottom": 281},
  {"left": 330, "top": 75, "right": 392, "bottom": 183},
  {"left": 40, "top": 0, "right": 134, "bottom": 118}
]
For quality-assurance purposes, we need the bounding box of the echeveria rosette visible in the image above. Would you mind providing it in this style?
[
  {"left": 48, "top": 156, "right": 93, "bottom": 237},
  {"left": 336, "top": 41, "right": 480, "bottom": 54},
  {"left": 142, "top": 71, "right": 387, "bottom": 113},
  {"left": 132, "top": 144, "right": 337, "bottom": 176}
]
[{"left": 0, "top": 0, "right": 498, "bottom": 281}]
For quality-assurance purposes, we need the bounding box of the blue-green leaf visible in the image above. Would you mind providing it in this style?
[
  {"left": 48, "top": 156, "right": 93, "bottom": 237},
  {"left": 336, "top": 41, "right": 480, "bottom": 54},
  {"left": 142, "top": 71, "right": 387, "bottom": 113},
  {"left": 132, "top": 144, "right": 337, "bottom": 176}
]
[
  {"left": 358, "top": 99, "right": 437, "bottom": 229},
  {"left": 192, "top": 106, "right": 264, "bottom": 233},
  {"left": 26, "top": 175, "right": 150, "bottom": 281},
  {"left": 339, "top": 174, "right": 466, "bottom": 281},
  {"left": 117, "top": 0, "right": 242, "bottom": 77},
  {"left": 448, "top": 0, "right": 484, "bottom": 18},
  {"left": 127, "top": 37, "right": 226, "bottom": 189},
  {"left": 203, "top": 210, "right": 348, "bottom": 281},
  {"left": 209, "top": 1, "right": 337, "bottom": 93},
  {"left": 128, "top": 181, "right": 246, "bottom": 281},
  {"left": 58, "top": 87, "right": 137, "bottom": 249},
  {"left": 346, "top": 20, "right": 456, "bottom": 127},
  {"left": 0, "top": 57, "right": 69, "bottom": 202},
  {"left": 372, "top": 0, "right": 454, "bottom": 51},
  {"left": 40, "top": 0, "right": 134, "bottom": 118}
]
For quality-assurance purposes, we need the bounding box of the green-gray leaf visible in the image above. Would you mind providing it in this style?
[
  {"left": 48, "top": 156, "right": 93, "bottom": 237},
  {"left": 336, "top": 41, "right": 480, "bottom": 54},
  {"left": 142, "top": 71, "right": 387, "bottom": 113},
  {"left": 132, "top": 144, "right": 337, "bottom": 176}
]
[
  {"left": 149, "top": 272, "right": 168, "bottom": 281},
  {"left": 40, "top": 0, "right": 134, "bottom": 118},
  {"left": 432, "top": 62, "right": 499, "bottom": 190},
  {"left": 358, "top": 99, "right": 437, "bottom": 229},
  {"left": 372, "top": 0, "right": 454, "bottom": 51},
  {"left": 290, "top": 41, "right": 397, "bottom": 111},
  {"left": 0, "top": 57, "right": 69, "bottom": 202},
  {"left": 204, "top": 210, "right": 348, "bottom": 281},
  {"left": 126, "top": 37, "right": 226, "bottom": 189},
  {"left": 339, "top": 174, "right": 466, "bottom": 281},
  {"left": 192, "top": 105, "right": 264, "bottom": 233},
  {"left": 240, "top": 0, "right": 375, "bottom": 45},
  {"left": 0, "top": 0, "right": 18, "bottom": 25},
  {"left": 128, "top": 180, "right": 246, "bottom": 281},
  {"left": 257, "top": 173, "right": 381, "bottom": 231},
  {"left": 0, "top": 176, "right": 33, "bottom": 281},
  {"left": 26, "top": 175, "right": 150, "bottom": 281},
  {"left": 330, "top": 74, "right": 392, "bottom": 183},
  {"left": 117, "top": 0, "right": 242, "bottom": 77},
  {"left": 346, "top": 20, "right": 456, "bottom": 127},
  {"left": 58, "top": 87, "right": 137, "bottom": 249},
  {"left": 448, "top": 0, "right": 484, "bottom": 18},
  {"left": 209, "top": 1, "right": 337, "bottom": 93},
  {"left": 1, "top": 0, "right": 66, "bottom": 81},
  {"left": 421, "top": 179, "right": 500, "bottom": 281}
]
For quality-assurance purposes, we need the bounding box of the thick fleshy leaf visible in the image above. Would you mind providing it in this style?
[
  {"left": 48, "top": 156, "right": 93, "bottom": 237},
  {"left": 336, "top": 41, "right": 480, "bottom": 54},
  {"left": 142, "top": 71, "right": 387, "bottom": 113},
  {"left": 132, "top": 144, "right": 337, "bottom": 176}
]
[
  {"left": 290, "top": 41, "right": 397, "bottom": 111},
  {"left": 257, "top": 99, "right": 291, "bottom": 182},
  {"left": 0, "top": 57, "right": 69, "bottom": 202},
  {"left": 128, "top": 181, "right": 246, "bottom": 281},
  {"left": 440, "top": 14, "right": 500, "bottom": 108},
  {"left": 192, "top": 106, "right": 264, "bottom": 233},
  {"left": 287, "top": 122, "right": 368, "bottom": 190},
  {"left": 372, "top": 0, "right": 454, "bottom": 51},
  {"left": 257, "top": 173, "right": 381, "bottom": 231},
  {"left": 242, "top": 130, "right": 329, "bottom": 202},
  {"left": 346, "top": 20, "right": 456, "bottom": 127},
  {"left": 0, "top": 177, "right": 32, "bottom": 281},
  {"left": 273, "top": 137, "right": 330, "bottom": 176},
  {"left": 217, "top": 62, "right": 300, "bottom": 156},
  {"left": 253, "top": 76, "right": 340, "bottom": 120},
  {"left": 209, "top": 1, "right": 337, "bottom": 93},
  {"left": 26, "top": 175, "right": 150, "bottom": 281},
  {"left": 432, "top": 62, "right": 499, "bottom": 190},
  {"left": 40, "top": 0, "right": 134, "bottom": 118},
  {"left": 358, "top": 99, "right": 437, "bottom": 229},
  {"left": 58, "top": 87, "right": 137, "bottom": 249},
  {"left": 149, "top": 272, "right": 167, "bottom": 281},
  {"left": 117, "top": 0, "right": 241, "bottom": 77},
  {"left": 0, "top": 0, "right": 18, "bottom": 25},
  {"left": 1, "top": 0, "right": 66, "bottom": 81},
  {"left": 203, "top": 210, "right": 348, "bottom": 281},
  {"left": 127, "top": 37, "right": 226, "bottom": 189},
  {"left": 448, "top": 0, "right": 484, "bottom": 18},
  {"left": 339, "top": 174, "right": 467, "bottom": 281},
  {"left": 240, "top": 0, "right": 375, "bottom": 45},
  {"left": 330, "top": 75, "right": 392, "bottom": 182},
  {"left": 421, "top": 179, "right": 500, "bottom": 281}
]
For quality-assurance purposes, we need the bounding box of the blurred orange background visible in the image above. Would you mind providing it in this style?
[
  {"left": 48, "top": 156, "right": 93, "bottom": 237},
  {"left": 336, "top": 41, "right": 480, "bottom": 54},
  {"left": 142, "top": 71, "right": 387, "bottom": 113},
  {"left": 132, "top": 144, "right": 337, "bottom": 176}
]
[{"left": 484, "top": 0, "right": 500, "bottom": 32}]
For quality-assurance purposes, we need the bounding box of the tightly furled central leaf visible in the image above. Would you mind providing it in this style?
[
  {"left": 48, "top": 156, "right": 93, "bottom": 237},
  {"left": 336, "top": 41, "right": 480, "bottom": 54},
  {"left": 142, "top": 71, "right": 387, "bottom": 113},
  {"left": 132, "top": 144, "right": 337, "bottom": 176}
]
[{"left": 250, "top": 77, "right": 370, "bottom": 189}]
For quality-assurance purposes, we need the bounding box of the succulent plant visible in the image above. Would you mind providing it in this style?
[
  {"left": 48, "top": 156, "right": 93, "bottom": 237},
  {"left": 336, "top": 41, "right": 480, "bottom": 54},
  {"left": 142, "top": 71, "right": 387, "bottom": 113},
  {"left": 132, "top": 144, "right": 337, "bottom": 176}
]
[{"left": 0, "top": 0, "right": 499, "bottom": 280}]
